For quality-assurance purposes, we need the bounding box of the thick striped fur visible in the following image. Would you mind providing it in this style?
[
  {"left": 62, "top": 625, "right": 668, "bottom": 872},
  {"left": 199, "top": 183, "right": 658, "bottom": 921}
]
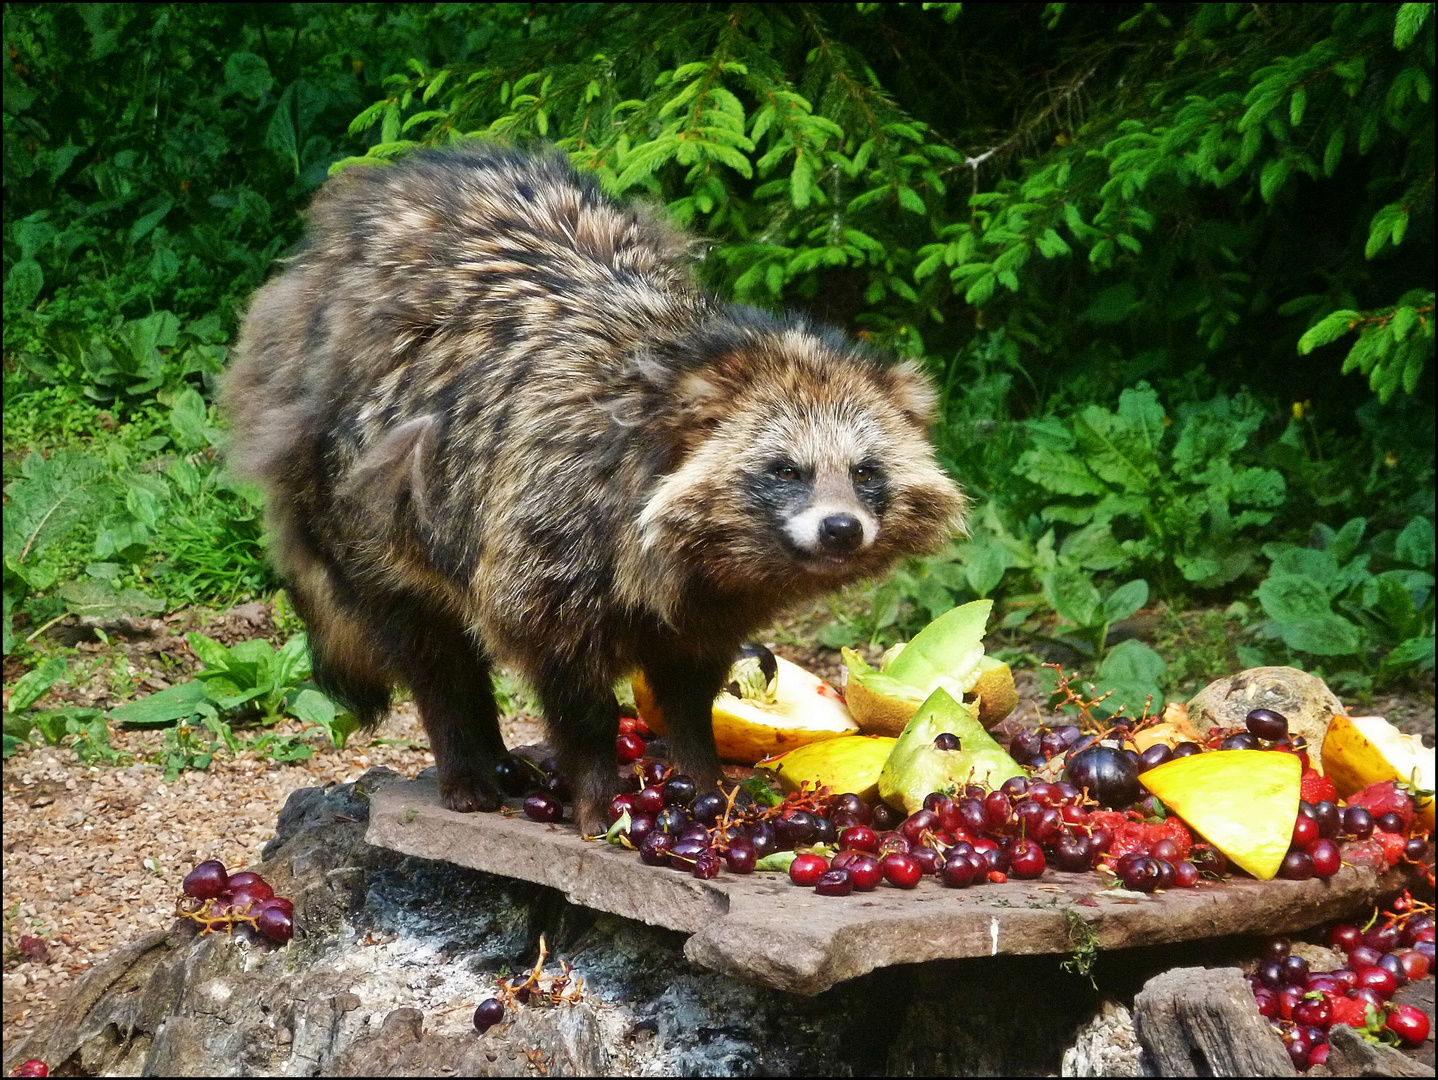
[{"left": 225, "top": 147, "right": 966, "bottom": 832}]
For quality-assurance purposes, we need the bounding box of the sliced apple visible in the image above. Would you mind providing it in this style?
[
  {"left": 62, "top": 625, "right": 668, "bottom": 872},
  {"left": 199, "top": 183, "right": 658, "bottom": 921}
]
[
  {"left": 758, "top": 735, "right": 898, "bottom": 803},
  {"left": 1139, "top": 750, "right": 1301, "bottom": 880},
  {"left": 1322, "top": 714, "right": 1435, "bottom": 830},
  {"left": 877, "top": 688, "right": 1025, "bottom": 814},
  {"left": 632, "top": 656, "right": 858, "bottom": 764}
]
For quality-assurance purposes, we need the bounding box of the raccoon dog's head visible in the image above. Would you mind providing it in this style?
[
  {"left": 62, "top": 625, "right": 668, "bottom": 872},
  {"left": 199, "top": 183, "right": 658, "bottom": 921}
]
[{"left": 632, "top": 318, "right": 966, "bottom": 618}]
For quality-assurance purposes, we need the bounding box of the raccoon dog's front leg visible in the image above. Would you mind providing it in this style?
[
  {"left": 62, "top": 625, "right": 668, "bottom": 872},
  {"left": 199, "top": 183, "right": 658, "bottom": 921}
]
[
  {"left": 638, "top": 651, "right": 730, "bottom": 796},
  {"left": 388, "top": 615, "right": 508, "bottom": 814},
  {"left": 532, "top": 668, "right": 623, "bottom": 836}
]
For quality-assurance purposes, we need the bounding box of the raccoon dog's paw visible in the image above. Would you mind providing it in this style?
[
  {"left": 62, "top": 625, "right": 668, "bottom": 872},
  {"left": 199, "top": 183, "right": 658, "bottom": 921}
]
[{"left": 439, "top": 775, "right": 504, "bottom": 814}]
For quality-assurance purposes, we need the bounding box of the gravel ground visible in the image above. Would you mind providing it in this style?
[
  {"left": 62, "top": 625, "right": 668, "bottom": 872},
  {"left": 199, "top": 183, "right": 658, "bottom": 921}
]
[{"left": 1, "top": 702, "right": 545, "bottom": 1056}]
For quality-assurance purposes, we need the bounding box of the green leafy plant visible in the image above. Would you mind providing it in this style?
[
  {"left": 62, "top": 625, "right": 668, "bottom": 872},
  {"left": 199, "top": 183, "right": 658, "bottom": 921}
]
[{"left": 1252, "top": 515, "right": 1435, "bottom": 682}]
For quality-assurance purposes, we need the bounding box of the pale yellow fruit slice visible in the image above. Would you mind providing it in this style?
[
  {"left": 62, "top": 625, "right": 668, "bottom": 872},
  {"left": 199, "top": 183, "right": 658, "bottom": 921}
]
[
  {"left": 633, "top": 656, "right": 858, "bottom": 764},
  {"left": 758, "top": 735, "right": 898, "bottom": 803},
  {"left": 1322, "top": 714, "right": 1435, "bottom": 830},
  {"left": 1139, "top": 750, "right": 1300, "bottom": 880}
]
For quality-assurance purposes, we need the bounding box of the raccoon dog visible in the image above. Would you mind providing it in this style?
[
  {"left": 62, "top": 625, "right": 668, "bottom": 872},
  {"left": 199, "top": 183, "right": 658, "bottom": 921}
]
[{"left": 225, "top": 147, "right": 965, "bottom": 833}]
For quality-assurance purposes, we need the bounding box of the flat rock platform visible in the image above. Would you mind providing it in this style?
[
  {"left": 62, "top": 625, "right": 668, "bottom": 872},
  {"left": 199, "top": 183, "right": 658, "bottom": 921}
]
[{"left": 367, "top": 778, "right": 1423, "bottom": 995}]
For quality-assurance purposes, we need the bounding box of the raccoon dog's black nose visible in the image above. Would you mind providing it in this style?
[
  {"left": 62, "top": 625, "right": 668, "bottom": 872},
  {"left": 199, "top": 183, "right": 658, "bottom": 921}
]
[{"left": 818, "top": 514, "right": 863, "bottom": 553}]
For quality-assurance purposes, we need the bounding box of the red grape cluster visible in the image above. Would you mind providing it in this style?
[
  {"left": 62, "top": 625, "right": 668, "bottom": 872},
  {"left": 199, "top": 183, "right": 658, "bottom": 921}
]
[
  {"left": 178, "top": 859, "right": 294, "bottom": 943},
  {"left": 1248, "top": 894, "right": 1435, "bottom": 1070},
  {"left": 9, "top": 1061, "right": 47, "bottom": 1077}
]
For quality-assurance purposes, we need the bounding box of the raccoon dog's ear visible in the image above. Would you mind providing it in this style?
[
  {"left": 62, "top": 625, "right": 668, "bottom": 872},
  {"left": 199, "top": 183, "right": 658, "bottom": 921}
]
[
  {"left": 672, "top": 369, "right": 735, "bottom": 430},
  {"left": 885, "top": 360, "right": 940, "bottom": 428},
  {"left": 337, "top": 414, "right": 438, "bottom": 526}
]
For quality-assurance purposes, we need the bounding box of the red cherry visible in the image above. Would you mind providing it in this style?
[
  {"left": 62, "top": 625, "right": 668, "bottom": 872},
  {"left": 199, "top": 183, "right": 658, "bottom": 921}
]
[
  {"left": 1385, "top": 1003, "right": 1430, "bottom": 1046},
  {"left": 788, "top": 853, "right": 828, "bottom": 887},
  {"left": 11, "top": 1061, "right": 48, "bottom": 1077},
  {"left": 1291, "top": 814, "right": 1319, "bottom": 847},
  {"left": 616, "top": 733, "right": 646, "bottom": 763},
  {"left": 839, "top": 826, "right": 879, "bottom": 852},
  {"left": 881, "top": 853, "right": 922, "bottom": 889},
  {"left": 846, "top": 853, "right": 883, "bottom": 891},
  {"left": 1355, "top": 965, "right": 1397, "bottom": 999}
]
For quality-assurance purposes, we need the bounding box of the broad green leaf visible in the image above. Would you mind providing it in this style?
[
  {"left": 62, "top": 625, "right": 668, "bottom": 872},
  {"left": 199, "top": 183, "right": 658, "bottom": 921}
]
[
  {"left": 1073, "top": 406, "right": 1155, "bottom": 492},
  {"left": 1258, "top": 574, "right": 1333, "bottom": 624},
  {"left": 225, "top": 52, "right": 273, "bottom": 100},
  {"left": 1103, "top": 579, "right": 1150, "bottom": 624},
  {"left": 186, "top": 632, "right": 234, "bottom": 672},
  {"left": 1395, "top": 516, "right": 1435, "bottom": 569},
  {"left": 1044, "top": 566, "right": 1102, "bottom": 628},
  {"left": 1279, "top": 615, "right": 1363, "bottom": 656},
  {"left": 10, "top": 656, "right": 68, "bottom": 713},
  {"left": 1017, "top": 449, "right": 1107, "bottom": 496},
  {"left": 109, "top": 681, "right": 212, "bottom": 726}
]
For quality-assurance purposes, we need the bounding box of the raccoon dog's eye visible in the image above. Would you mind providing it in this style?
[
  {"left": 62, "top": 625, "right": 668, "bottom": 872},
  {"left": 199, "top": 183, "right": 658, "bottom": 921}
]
[
  {"left": 772, "top": 462, "right": 799, "bottom": 481},
  {"left": 852, "top": 465, "right": 872, "bottom": 484}
]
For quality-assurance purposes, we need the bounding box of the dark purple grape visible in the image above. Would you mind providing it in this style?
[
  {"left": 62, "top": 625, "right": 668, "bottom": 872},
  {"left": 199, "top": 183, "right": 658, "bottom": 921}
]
[
  {"left": 474, "top": 997, "right": 506, "bottom": 1033},
  {"left": 1403, "top": 837, "right": 1426, "bottom": 861},
  {"left": 655, "top": 806, "right": 690, "bottom": 835},
  {"left": 627, "top": 813, "right": 656, "bottom": 844},
  {"left": 494, "top": 756, "right": 536, "bottom": 797},
  {"left": 811, "top": 816, "right": 838, "bottom": 847},
  {"left": 910, "top": 846, "right": 944, "bottom": 875},
  {"left": 979, "top": 846, "right": 1009, "bottom": 874},
  {"left": 639, "top": 831, "right": 673, "bottom": 866},
  {"left": 1121, "top": 857, "right": 1163, "bottom": 893},
  {"left": 1278, "top": 850, "right": 1314, "bottom": 880},
  {"left": 1000, "top": 775, "right": 1030, "bottom": 800},
  {"left": 814, "top": 868, "right": 853, "bottom": 896},
  {"left": 776, "top": 810, "right": 817, "bottom": 848},
  {"left": 870, "top": 803, "right": 903, "bottom": 831},
  {"left": 1257, "top": 959, "right": 1285, "bottom": 990},
  {"left": 1312, "top": 800, "right": 1340, "bottom": 838},
  {"left": 183, "top": 860, "right": 229, "bottom": 900},
  {"left": 1171, "top": 741, "right": 1203, "bottom": 758},
  {"left": 1375, "top": 811, "right": 1405, "bottom": 834},
  {"left": 941, "top": 854, "right": 977, "bottom": 888},
  {"left": 1173, "top": 861, "right": 1200, "bottom": 888},
  {"left": 1010, "top": 729, "right": 1041, "bottom": 759},
  {"left": 523, "top": 792, "right": 562, "bottom": 823},
  {"left": 1154, "top": 859, "right": 1176, "bottom": 891},
  {"left": 1041, "top": 732, "right": 1067, "bottom": 758},
  {"left": 1245, "top": 709, "right": 1289, "bottom": 741},
  {"left": 828, "top": 793, "right": 871, "bottom": 825},
  {"left": 1219, "top": 731, "right": 1260, "bottom": 751},
  {"left": 957, "top": 798, "right": 988, "bottom": 834},
  {"left": 1342, "top": 805, "right": 1375, "bottom": 838},
  {"left": 663, "top": 775, "right": 697, "bottom": 807},
  {"left": 1051, "top": 836, "right": 1094, "bottom": 872},
  {"left": 1365, "top": 922, "right": 1402, "bottom": 953},
  {"left": 255, "top": 902, "right": 294, "bottom": 943},
  {"left": 933, "top": 732, "right": 961, "bottom": 752},
  {"left": 748, "top": 820, "right": 778, "bottom": 858},
  {"left": 1261, "top": 937, "right": 1291, "bottom": 962},
  {"left": 1137, "top": 744, "right": 1173, "bottom": 772},
  {"left": 1281, "top": 953, "right": 1309, "bottom": 986},
  {"left": 691, "top": 851, "right": 722, "bottom": 879},
  {"left": 1064, "top": 745, "right": 1141, "bottom": 808},
  {"left": 668, "top": 836, "right": 709, "bottom": 871},
  {"left": 689, "top": 791, "right": 727, "bottom": 825},
  {"left": 726, "top": 837, "right": 757, "bottom": 874}
]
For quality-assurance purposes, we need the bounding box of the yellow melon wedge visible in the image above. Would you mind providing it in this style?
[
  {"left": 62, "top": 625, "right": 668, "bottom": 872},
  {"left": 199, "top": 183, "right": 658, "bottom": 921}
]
[
  {"left": 1322, "top": 714, "right": 1435, "bottom": 830},
  {"left": 1139, "top": 750, "right": 1301, "bottom": 881},
  {"left": 758, "top": 735, "right": 898, "bottom": 803},
  {"left": 633, "top": 656, "right": 858, "bottom": 764}
]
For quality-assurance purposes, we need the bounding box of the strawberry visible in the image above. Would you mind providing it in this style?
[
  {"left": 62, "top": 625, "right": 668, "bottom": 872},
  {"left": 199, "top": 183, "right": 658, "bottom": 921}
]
[
  {"left": 1327, "top": 994, "right": 1370, "bottom": 1030},
  {"left": 1346, "top": 780, "right": 1415, "bottom": 831},
  {"left": 1375, "top": 829, "right": 1408, "bottom": 867},
  {"left": 1300, "top": 768, "right": 1338, "bottom": 806}
]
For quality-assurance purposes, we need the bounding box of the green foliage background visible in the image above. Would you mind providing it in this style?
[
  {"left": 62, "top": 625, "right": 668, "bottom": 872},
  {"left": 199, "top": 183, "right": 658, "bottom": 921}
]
[{"left": 4, "top": 3, "right": 1435, "bottom": 735}]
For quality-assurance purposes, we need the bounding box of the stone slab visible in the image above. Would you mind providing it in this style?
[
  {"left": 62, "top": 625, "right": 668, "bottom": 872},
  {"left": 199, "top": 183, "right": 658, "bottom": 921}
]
[{"left": 366, "top": 778, "right": 1424, "bottom": 996}]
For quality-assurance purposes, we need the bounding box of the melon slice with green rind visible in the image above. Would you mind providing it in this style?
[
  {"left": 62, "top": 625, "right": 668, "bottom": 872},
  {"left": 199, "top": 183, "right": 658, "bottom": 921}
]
[
  {"left": 758, "top": 735, "right": 898, "bottom": 803},
  {"left": 877, "top": 687, "right": 1025, "bottom": 814},
  {"left": 1138, "top": 750, "right": 1301, "bottom": 881}
]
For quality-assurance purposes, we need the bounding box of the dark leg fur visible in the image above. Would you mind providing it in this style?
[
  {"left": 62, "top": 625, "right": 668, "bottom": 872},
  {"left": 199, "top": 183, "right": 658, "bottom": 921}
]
[
  {"left": 639, "top": 649, "right": 730, "bottom": 795},
  {"left": 533, "top": 665, "right": 622, "bottom": 835},
  {"left": 384, "top": 611, "right": 508, "bottom": 814}
]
